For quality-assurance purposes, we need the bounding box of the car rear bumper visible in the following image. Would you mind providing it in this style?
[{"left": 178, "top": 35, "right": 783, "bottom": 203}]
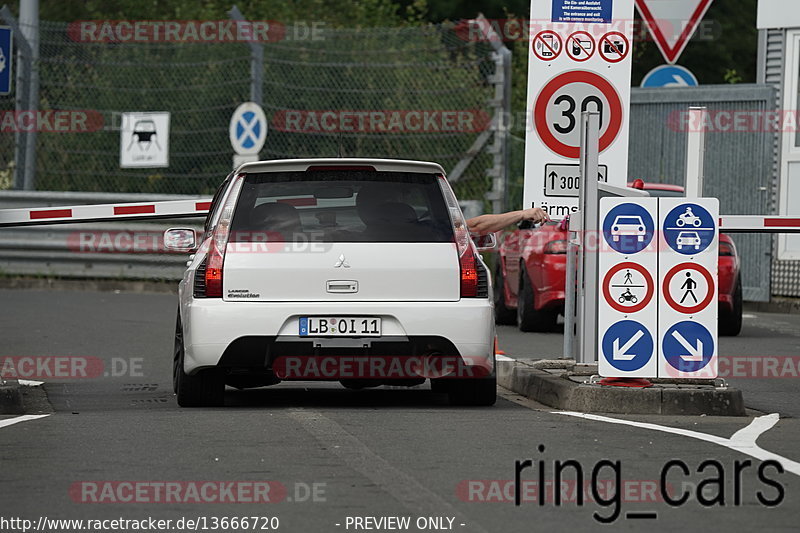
[{"left": 181, "top": 299, "right": 495, "bottom": 375}]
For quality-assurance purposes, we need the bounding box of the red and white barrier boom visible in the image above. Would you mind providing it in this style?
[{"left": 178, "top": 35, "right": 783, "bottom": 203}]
[
  {"left": 719, "top": 216, "right": 800, "bottom": 233},
  {"left": 0, "top": 199, "right": 213, "bottom": 228}
]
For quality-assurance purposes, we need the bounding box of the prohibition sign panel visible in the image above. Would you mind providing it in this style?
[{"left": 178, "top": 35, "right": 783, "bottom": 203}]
[
  {"left": 599, "top": 31, "right": 630, "bottom": 63},
  {"left": 602, "top": 261, "right": 654, "bottom": 313},
  {"left": 534, "top": 70, "right": 624, "bottom": 159},
  {"left": 566, "top": 31, "right": 595, "bottom": 62},
  {"left": 662, "top": 262, "right": 715, "bottom": 315},
  {"left": 532, "top": 30, "right": 562, "bottom": 62}
]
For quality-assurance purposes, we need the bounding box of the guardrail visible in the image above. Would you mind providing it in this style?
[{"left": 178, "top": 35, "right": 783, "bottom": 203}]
[{"left": 1, "top": 192, "right": 798, "bottom": 282}]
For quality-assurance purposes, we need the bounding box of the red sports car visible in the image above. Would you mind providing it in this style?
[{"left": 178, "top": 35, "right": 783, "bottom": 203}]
[{"left": 494, "top": 181, "right": 743, "bottom": 336}]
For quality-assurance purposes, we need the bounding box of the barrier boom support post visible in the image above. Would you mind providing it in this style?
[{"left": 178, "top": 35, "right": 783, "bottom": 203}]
[{"left": 576, "top": 111, "right": 601, "bottom": 365}]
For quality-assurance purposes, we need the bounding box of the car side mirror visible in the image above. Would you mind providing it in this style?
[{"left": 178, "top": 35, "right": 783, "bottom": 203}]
[
  {"left": 164, "top": 228, "right": 198, "bottom": 252},
  {"left": 471, "top": 232, "right": 497, "bottom": 252}
]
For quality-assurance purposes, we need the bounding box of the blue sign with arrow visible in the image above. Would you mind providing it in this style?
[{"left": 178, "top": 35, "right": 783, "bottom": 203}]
[
  {"left": 601, "top": 320, "right": 654, "bottom": 372},
  {"left": 662, "top": 321, "right": 714, "bottom": 373},
  {"left": 640, "top": 65, "right": 699, "bottom": 88},
  {"left": 602, "top": 202, "right": 655, "bottom": 254},
  {"left": 663, "top": 202, "right": 716, "bottom": 255},
  {"left": 0, "top": 26, "right": 12, "bottom": 96}
]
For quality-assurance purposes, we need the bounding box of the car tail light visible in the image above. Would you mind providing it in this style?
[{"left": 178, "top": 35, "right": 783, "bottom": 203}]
[
  {"left": 459, "top": 251, "right": 479, "bottom": 297},
  {"left": 719, "top": 241, "right": 736, "bottom": 256},
  {"left": 544, "top": 239, "right": 568, "bottom": 254},
  {"left": 437, "top": 175, "right": 480, "bottom": 298},
  {"left": 201, "top": 174, "right": 245, "bottom": 298}
]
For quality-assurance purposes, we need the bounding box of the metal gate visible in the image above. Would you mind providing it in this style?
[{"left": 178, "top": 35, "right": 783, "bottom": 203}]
[{"left": 629, "top": 85, "right": 776, "bottom": 302}]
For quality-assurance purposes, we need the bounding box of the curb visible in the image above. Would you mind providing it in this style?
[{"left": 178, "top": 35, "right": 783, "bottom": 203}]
[
  {"left": 498, "top": 360, "right": 745, "bottom": 416},
  {"left": 0, "top": 380, "right": 24, "bottom": 415},
  {"left": 745, "top": 299, "right": 800, "bottom": 315}
]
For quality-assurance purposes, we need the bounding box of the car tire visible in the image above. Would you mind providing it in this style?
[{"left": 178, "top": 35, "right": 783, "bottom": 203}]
[
  {"left": 517, "top": 264, "right": 557, "bottom": 333},
  {"left": 493, "top": 261, "right": 517, "bottom": 325},
  {"left": 447, "top": 358, "right": 497, "bottom": 406},
  {"left": 719, "top": 275, "right": 743, "bottom": 337},
  {"left": 174, "top": 312, "right": 225, "bottom": 407}
]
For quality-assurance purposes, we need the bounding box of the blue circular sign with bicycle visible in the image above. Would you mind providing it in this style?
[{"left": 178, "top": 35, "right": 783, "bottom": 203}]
[
  {"left": 602, "top": 203, "right": 655, "bottom": 254},
  {"left": 663, "top": 203, "right": 716, "bottom": 255}
]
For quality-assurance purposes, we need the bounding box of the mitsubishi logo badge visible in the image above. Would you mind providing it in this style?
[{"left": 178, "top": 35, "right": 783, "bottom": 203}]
[{"left": 334, "top": 254, "right": 350, "bottom": 268}]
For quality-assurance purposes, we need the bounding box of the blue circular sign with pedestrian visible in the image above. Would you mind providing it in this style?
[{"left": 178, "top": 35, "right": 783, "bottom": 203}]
[
  {"left": 602, "top": 203, "right": 655, "bottom": 254},
  {"left": 663, "top": 203, "right": 716, "bottom": 255},
  {"left": 601, "top": 320, "right": 654, "bottom": 372},
  {"left": 662, "top": 321, "right": 714, "bottom": 373},
  {"left": 640, "top": 65, "right": 699, "bottom": 88}
]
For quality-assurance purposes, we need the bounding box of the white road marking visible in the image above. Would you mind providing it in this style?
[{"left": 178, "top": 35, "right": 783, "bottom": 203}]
[
  {"left": 496, "top": 354, "right": 514, "bottom": 362},
  {"left": 742, "top": 314, "right": 757, "bottom": 319},
  {"left": 0, "top": 414, "right": 50, "bottom": 429},
  {"left": 555, "top": 411, "right": 800, "bottom": 477},
  {"left": 19, "top": 379, "right": 43, "bottom": 387}
]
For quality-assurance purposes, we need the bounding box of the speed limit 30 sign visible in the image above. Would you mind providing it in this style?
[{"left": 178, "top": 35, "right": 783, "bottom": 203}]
[{"left": 523, "top": 0, "right": 635, "bottom": 218}]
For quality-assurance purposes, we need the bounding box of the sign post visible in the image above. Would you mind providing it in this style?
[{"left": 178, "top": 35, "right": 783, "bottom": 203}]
[
  {"left": 524, "top": 0, "right": 635, "bottom": 219},
  {"left": 0, "top": 26, "right": 12, "bottom": 96},
  {"left": 597, "top": 197, "right": 659, "bottom": 377},
  {"left": 658, "top": 198, "right": 719, "bottom": 378},
  {"left": 229, "top": 102, "right": 267, "bottom": 169},
  {"left": 635, "top": 0, "right": 714, "bottom": 64},
  {"left": 119, "top": 112, "right": 170, "bottom": 169}
]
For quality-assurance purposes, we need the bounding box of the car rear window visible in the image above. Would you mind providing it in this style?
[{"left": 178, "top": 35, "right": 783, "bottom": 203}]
[{"left": 229, "top": 170, "right": 454, "bottom": 243}]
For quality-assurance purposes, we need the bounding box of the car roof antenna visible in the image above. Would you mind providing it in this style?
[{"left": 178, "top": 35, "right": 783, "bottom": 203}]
[{"left": 337, "top": 132, "right": 344, "bottom": 158}]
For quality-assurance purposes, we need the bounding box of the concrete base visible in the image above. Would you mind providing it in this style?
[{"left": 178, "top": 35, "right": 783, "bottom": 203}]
[
  {"left": 0, "top": 380, "right": 24, "bottom": 414},
  {"left": 498, "top": 359, "right": 745, "bottom": 416}
]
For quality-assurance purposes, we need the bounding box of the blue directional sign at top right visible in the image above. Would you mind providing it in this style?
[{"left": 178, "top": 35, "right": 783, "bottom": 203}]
[
  {"left": 640, "top": 65, "right": 699, "bottom": 88},
  {"left": 663, "top": 203, "right": 716, "bottom": 255},
  {"left": 0, "top": 26, "right": 12, "bottom": 96}
]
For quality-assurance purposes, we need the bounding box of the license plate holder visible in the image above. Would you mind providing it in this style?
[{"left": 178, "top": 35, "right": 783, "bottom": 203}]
[{"left": 299, "top": 317, "right": 381, "bottom": 337}]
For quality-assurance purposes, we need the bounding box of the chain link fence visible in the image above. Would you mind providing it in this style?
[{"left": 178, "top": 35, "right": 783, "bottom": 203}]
[{"left": 0, "top": 18, "right": 501, "bottom": 204}]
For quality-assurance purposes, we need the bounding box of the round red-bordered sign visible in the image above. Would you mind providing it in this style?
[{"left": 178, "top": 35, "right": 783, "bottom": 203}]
[
  {"left": 599, "top": 31, "right": 629, "bottom": 63},
  {"left": 602, "top": 262, "right": 654, "bottom": 313},
  {"left": 532, "top": 30, "right": 562, "bottom": 62},
  {"left": 662, "top": 262, "right": 715, "bottom": 314},
  {"left": 534, "top": 70, "right": 623, "bottom": 159},
  {"left": 566, "top": 31, "right": 595, "bottom": 62}
]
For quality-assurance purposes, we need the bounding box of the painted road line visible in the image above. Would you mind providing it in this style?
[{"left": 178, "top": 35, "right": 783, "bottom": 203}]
[
  {"left": 0, "top": 414, "right": 51, "bottom": 429},
  {"left": 496, "top": 354, "right": 514, "bottom": 362},
  {"left": 555, "top": 411, "right": 800, "bottom": 477}
]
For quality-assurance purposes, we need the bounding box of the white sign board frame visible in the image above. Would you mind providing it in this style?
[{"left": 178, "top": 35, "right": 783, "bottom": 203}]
[
  {"left": 598, "top": 197, "right": 659, "bottom": 378},
  {"left": 120, "top": 112, "right": 170, "bottom": 169},
  {"left": 524, "top": 0, "right": 634, "bottom": 219},
  {"left": 657, "top": 197, "right": 719, "bottom": 379}
]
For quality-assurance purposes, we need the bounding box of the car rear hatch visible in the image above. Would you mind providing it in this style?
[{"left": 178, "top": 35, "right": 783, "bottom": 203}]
[{"left": 220, "top": 167, "right": 461, "bottom": 302}]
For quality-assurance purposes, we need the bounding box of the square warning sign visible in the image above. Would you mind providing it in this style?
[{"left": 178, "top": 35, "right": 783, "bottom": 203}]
[{"left": 552, "top": 0, "right": 613, "bottom": 24}]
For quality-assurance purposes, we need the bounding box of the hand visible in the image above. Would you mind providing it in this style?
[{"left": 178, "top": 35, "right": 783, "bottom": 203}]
[{"left": 519, "top": 208, "right": 550, "bottom": 225}]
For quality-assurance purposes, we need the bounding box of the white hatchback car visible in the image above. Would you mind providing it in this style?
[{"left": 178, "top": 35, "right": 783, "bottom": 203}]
[{"left": 166, "top": 158, "right": 497, "bottom": 407}]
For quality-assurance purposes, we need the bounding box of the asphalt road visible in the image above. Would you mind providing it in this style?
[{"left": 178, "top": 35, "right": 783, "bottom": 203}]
[{"left": 1, "top": 289, "right": 799, "bottom": 532}]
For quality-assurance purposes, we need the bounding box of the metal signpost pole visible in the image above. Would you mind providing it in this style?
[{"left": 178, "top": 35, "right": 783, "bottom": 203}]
[
  {"left": 19, "top": 0, "right": 38, "bottom": 190},
  {"left": 685, "top": 107, "right": 707, "bottom": 198},
  {"left": 577, "top": 111, "right": 601, "bottom": 364},
  {"left": 228, "top": 6, "right": 263, "bottom": 107}
]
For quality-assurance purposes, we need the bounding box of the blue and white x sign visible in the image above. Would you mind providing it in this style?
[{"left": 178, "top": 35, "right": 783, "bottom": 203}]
[{"left": 229, "top": 102, "right": 267, "bottom": 155}]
